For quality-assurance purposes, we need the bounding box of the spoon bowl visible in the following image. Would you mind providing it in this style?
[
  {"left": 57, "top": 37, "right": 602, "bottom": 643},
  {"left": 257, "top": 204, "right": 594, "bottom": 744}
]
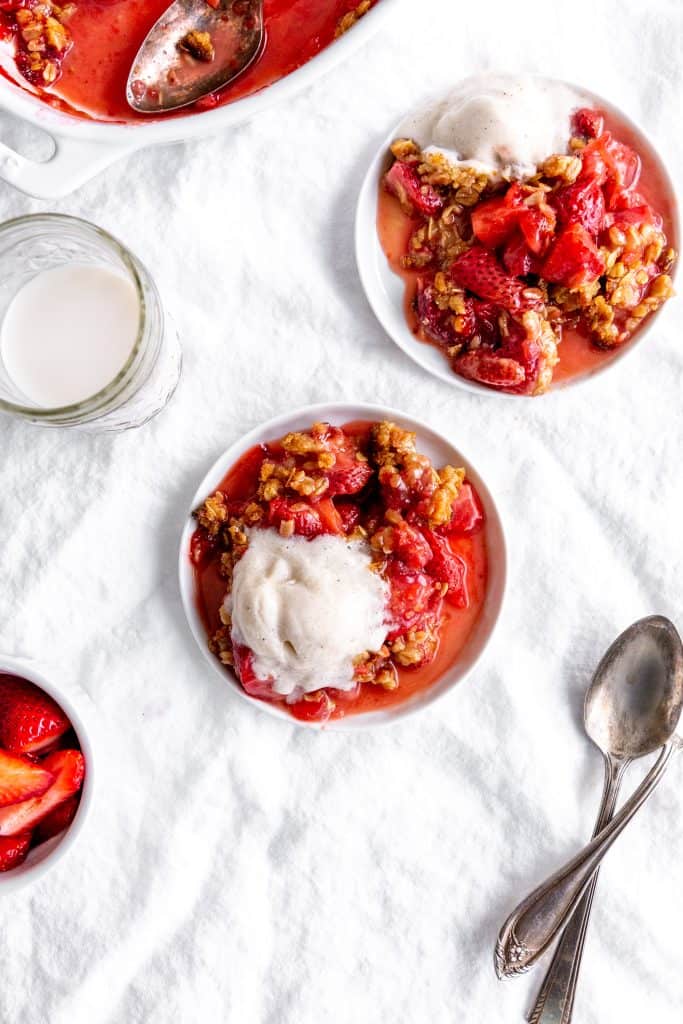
[
  {"left": 585, "top": 615, "right": 683, "bottom": 760},
  {"left": 127, "top": 0, "right": 265, "bottom": 114}
]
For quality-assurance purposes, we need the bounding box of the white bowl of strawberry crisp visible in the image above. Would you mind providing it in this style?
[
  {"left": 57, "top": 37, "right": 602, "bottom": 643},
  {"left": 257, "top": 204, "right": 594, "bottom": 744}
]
[
  {"left": 0, "top": 659, "right": 95, "bottom": 891},
  {"left": 356, "top": 74, "right": 679, "bottom": 397},
  {"left": 179, "top": 403, "right": 506, "bottom": 729}
]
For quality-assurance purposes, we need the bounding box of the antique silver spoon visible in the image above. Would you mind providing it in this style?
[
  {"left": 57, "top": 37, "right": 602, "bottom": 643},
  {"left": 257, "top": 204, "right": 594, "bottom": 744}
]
[
  {"left": 126, "top": 0, "right": 264, "bottom": 114},
  {"left": 495, "top": 615, "right": 683, "bottom": 982}
]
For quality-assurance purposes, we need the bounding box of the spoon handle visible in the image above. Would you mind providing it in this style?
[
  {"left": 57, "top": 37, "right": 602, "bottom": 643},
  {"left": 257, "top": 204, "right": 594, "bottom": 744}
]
[
  {"left": 495, "top": 742, "right": 676, "bottom": 978},
  {"left": 526, "top": 754, "right": 629, "bottom": 1024}
]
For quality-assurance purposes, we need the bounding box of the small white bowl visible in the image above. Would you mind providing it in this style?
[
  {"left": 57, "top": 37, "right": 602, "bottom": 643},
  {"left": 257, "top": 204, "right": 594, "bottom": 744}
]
[
  {"left": 0, "top": 658, "right": 96, "bottom": 893},
  {"left": 355, "top": 77, "right": 680, "bottom": 398},
  {"left": 178, "top": 402, "right": 507, "bottom": 729}
]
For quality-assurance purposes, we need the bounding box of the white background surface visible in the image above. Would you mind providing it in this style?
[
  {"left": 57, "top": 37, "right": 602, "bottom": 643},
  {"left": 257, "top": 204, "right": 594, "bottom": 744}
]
[{"left": 0, "top": 1, "right": 682, "bottom": 1021}]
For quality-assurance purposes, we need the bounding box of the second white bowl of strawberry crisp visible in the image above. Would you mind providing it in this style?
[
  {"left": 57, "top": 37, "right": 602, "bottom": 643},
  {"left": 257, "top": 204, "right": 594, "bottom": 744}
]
[
  {"left": 179, "top": 403, "right": 506, "bottom": 729},
  {"left": 356, "top": 73, "right": 679, "bottom": 399}
]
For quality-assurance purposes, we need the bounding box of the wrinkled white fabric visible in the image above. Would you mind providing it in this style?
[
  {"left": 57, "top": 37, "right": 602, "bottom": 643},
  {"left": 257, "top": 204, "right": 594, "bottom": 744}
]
[{"left": 0, "top": 0, "right": 682, "bottom": 1021}]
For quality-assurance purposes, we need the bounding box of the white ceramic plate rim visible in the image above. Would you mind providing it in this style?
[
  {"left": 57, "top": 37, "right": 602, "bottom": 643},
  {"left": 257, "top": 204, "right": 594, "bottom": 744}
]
[
  {"left": 178, "top": 402, "right": 507, "bottom": 731},
  {"left": 0, "top": 657, "right": 96, "bottom": 894},
  {"left": 355, "top": 75, "right": 681, "bottom": 399}
]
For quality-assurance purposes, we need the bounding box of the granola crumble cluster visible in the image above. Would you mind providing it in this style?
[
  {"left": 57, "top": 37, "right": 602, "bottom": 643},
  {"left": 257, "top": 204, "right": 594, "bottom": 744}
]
[
  {"left": 383, "top": 107, "right": 676, "bottom": 395},
  {"left": 335, "top": 0, "right": 376, "bottom": 38},
  {"left": 191, "top": 420, "right": 485, "bottom": 722},
  {"left": 1, "top": 0, "right": 75, "bottom": 87}
]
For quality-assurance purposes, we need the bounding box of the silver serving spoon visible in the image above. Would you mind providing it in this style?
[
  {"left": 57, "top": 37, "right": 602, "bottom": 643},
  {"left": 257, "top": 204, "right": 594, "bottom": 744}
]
[
  {"left": 495, "top": 615, "right": 683, "bottom": 982},
  {"left": 126, "top": 0, "right": 264, "bottom": 114}
]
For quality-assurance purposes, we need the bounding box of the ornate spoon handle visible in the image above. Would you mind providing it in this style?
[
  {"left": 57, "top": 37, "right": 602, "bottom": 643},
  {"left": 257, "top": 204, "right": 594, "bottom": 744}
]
[
  {"left": 495, "top": 743, "right": 676, "bottom": 979},
  {"left": 527, "top": 754, "right": 630, "bottom": 1023}
]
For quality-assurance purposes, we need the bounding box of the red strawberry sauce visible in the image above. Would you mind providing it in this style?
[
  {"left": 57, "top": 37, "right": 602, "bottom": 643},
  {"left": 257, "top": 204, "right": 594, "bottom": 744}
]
[
  {"left": 190, "top": 421, "right": 489, "bottom": 721},
  {"left": 377, "top": 108, "right": 677, "bottom": 387},
  {"left": 6, "top": 0, "right": 377, "bottom": 121}
]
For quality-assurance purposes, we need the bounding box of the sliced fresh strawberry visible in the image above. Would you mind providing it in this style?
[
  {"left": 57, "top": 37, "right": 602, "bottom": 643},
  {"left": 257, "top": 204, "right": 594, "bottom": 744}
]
[
  {"left": 34, "top": 795, "right": 80, "bottom": 844},
  {"left": 572, "top": 107, "right": 604, "bottom": 140},
  {"left": 0, "top": 749, "right": 84, "bottom": 836},
  {"left": 289, "top": 690, "right": 335, "bottom": 724},
  {"left": 553, "top": 178, "right": 605, "bottom": 237},
  {"left": 542, "top": 223, "right": 606, "bottom": 288},
  {"left": 441, "top": 483, "right": 484, "bottom": 536},
  {"left": 0, "top": 832, "right": 32, "bottom": 873},
  {"left": 384, "top": 160, "right": 444, "bottom": 217},
  {"left": 232, "top": 645, "right": 276, "bottom": 700},
  {"left": 423, "top": 531, "right": 469, "bottom": 608},
  {"left": 0, "top": 676, "right": 71, "bottom": 754},
  {"left": 0, "top": 750, "right": 55, "bottom": 808},
  {"left": 502, "top": 232, "right": 542, "bottom": 276},
  {"left": 450, "top": 246, "right": 541, "bottom": 313},
  {"left": 454, "top": 350, "right": 526, "bottom": 389}
]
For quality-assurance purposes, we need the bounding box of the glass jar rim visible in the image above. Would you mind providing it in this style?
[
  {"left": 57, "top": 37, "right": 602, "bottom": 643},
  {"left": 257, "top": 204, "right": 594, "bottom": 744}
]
[{"left": 0, "top": 212, "right": 148, "bottom": 418}]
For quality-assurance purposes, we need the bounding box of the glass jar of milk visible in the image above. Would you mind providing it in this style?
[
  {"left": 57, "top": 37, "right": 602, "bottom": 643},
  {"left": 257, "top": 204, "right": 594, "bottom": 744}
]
[{"left": 0, "top": 214, "right": 181, "bottom": 430}]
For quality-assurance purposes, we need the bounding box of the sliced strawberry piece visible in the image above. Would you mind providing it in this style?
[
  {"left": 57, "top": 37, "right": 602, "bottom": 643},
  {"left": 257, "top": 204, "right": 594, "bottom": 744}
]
[
  {"left": 384, "top": 519, "right": 433, "bottom": 571},
  {"left": 441, "top": 483, "right": 484, "bottom": 536},
  {"left": 423, "top": 531, "right": 469, "bottom": 608},
  {"left": 289, "top": 690, "right": 336, "bottom": 724},
  {"left": 516, "top": 202, "right": 557, "bottom": 255},
  {"left": 0, "top": 749, "right": 84, "bottom": 836},
  {"left": 336, "top": 502, "right": 361, "bottom": 534},
  {"left": 384, "top": 160, "right": 444, "bottom": 217},
  {"left": 324, "top": 457, "right": 372, "bottom": 497},
  {"left": 386, "top": 561, "right": 439, "bottom": 639},
  {"left": 315, "top": 497, "right": 345, "bottom": 536},
  {"left": 553, "top": 178, "right": 605, "bottom": 237},
  {"left": 454, "top": 350, "right": 526, "bottom": 389},
  {"left": 34, "top": 795, "right": 80, "bottom": 844},
  {"left": 0, "top": 676, "right": 71, "bottom": 754},
  {"left": 450, "top": 246, "right": 541, "bottom": 313},
  {"left": 502, "top": 232, "right": 542, "bottom": 276},
  {"left": 268, "top": 498, "right": 323, "bottom": 538},
  {"left": 471, "top": 193, "right": 521, "bottom": 247},
  {"left": 542, "top": 223, "right": 606, "bottom": 288},
  {"left": 232, "top": 645, "right": 276, "bottom": 700},
  {"left": 0, "top": 750, "right": 55, "bottom": 808},
  {"left": 0, "top": 832, "right": 32, "bottom": 873},
  {"left": 572, "top": 108, "right": 604, "bottom": 140}
]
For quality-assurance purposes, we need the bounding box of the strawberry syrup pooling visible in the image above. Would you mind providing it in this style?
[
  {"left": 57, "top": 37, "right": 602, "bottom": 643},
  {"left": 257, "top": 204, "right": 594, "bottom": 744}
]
[
  {"left": 0, "top": 0, "right": 379, "bottom": 121},
  {"left": 190, "top": 421, "right": 489, "bottom": 723},
  {"left": 378, "top": 105, "right": 677, "bottom": 393}
]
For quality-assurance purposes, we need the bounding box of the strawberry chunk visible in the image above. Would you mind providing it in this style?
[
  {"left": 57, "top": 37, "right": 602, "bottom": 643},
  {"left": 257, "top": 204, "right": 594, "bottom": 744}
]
[
  {"left": 450, "top": 246, "right": 541, "bottom": 313},
  {"left": 502, "top": 233, "right": 542, "bottom": 276},
  {"left": 289, "top": 691, "right": 335, "bottom": 724},
  {"left": 572, "top": 107, "right": 604, "bottom": 140},
  {"left": 454, "top": 350, "right": 525, "bottom": 389},
  {"left": 34, "top": 795, "right": 80, "bottom": 844},
  {"left": 268, "top": 498, "right": 323, "bottom": 538},
  {"left": 386, "top": 561, "right": 439, "bottom": 639},
  {"left": 0, "top": 749, "right": 84, "bottom": 836},
  {"left": 315, "top": 497, "right": 345, "bottom": 536},
  {"left": 324, "top": 457, "right": 372, "bottom": 497},
  {"left": 423, "top": 531, "right": 469, "bottom": 608},
  {"left": 516, "top": 201, "right": 556, "bottom": 256},
  {"left": 471, "top": 193, "right": 520, "bottom": 247},
  {"left": 336, "top": 502, "right": 361, "bottom": 534},
  {"left": 0, "top": 676, "right": 71, "bottom": 754},
  {"left": 441, "top": 483, "right": 484, "bottom": 536},
  {"left": 233, "top": 645, "right": 276, "bottom": 700},
  {"left": 416, "top": 279, "right": 476, "bottom": 346},
  {"left": 542, "top": 224, "right": 606, "bottom": 288},
  {"left": 384, "top": 519, "right": 433, "bottom": 570},
  {"left": 0, "top": 832, "right": 32, "bottom": 873},
  {"left": 384, "top": 160, "right": 444, "bottom": 217},
  {"left": 553, "top": 178, "right": 605, "bottom": 237},
  {"left": 0, "top": 749, "right": 55, "bottom": 808}
]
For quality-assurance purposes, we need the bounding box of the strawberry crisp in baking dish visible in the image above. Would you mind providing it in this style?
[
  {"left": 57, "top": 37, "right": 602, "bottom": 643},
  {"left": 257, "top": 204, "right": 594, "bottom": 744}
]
[
  {"left": 0, "top": 0, "right": 379, "bottom": 120},
  {"left": 190, "top": 421, "right": 489, "bottom": 723},
  {"left": 379, "top": 78, "right": 677, "bottom": 395}
]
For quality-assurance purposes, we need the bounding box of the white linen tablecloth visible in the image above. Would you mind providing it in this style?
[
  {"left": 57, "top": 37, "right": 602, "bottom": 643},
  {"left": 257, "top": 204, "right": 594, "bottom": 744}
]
[{"left": 1, "top": 1, "right": 682, "bottom": 1021}]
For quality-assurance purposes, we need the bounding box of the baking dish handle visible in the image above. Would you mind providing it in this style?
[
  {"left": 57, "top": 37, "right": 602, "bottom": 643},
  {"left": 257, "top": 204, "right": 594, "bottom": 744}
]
[{"left": 0, "top": 133, "right": 136, "bottom": 199}]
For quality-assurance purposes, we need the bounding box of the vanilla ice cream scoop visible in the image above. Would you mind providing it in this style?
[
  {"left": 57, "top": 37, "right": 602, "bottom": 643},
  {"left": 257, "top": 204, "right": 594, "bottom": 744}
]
[
  {"left": 399, "top": 73, "right": 588, "bottom": 181},
  {"left": 227, "top": 530, "right": 390, "bottom": 698}
]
